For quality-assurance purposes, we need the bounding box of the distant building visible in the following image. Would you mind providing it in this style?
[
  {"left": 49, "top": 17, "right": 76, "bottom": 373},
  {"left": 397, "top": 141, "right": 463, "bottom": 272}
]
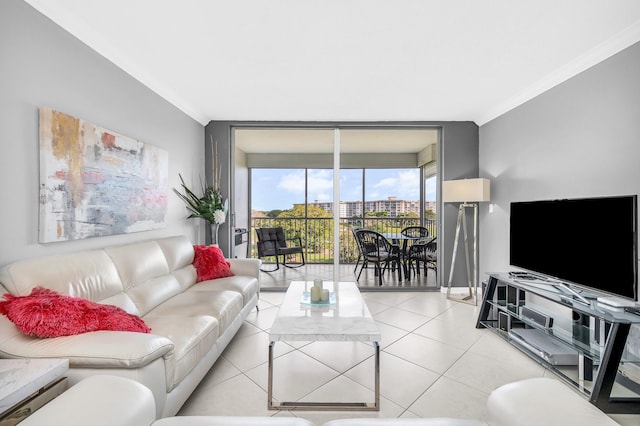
[{"left": 307, "top": 197, "right": 437, "bottom": 218}]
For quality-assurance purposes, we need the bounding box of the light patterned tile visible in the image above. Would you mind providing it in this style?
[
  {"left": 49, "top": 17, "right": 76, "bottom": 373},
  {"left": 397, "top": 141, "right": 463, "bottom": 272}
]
[
  {"left": 178, "top": 374, "right": 271, "bottom": 417},
  {"left": 298, "top": 341, "right": 375, "bottom": 373},
  {"left": 233, "top": 321, "right": 262, "bottom": 339},
  {"left": 258, "top": 291, "right": 285, "bottom": 306},
  {"left": 396, "top": 292, "right": 455, "bottom": 317},
  {"left": 244, "top": 304, "right": 279, "bottom": 331},
  {"left": 362, "top": 291, "right": 418, "bottom": 307},
  {"left": 344, "top": 352, "right": 440, "bottom": 408},
  {"left": 375, "top": 321, "right": 410, "bottom": 349},
  {"left": 193, "top": 356, "right": 242, "bottom": 389},
  {"left": 413, "top": 317, "right": 485, "bottom": 350},
  {"left": 444, "top": 350, "right": 545, "bottom": 394},
  {"left": 244, "top": 349, "right": 341, "bottom": 403},
  {"left": 408, "top": 375, "right": 489, "bottom": 421},
  {"left": 385, "top": 333, "right": 465, "bottom": 374},
  {"left": 373, "top": 307, "right": 431, "bottom": 331},
  {"left": 221, "top": 330, "right": 293, "bottom": 371}
]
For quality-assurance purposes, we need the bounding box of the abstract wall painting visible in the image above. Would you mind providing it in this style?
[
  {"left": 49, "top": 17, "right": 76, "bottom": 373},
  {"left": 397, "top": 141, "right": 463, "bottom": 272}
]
[{"left": 39, "top": 106, "right": 168, "bottom": 243}]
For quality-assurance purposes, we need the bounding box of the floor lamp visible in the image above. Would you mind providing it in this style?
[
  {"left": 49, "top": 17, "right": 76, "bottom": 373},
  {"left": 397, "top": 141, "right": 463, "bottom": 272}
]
[{"left": 443, "top": 178, "right": 490, "bottom": 305}]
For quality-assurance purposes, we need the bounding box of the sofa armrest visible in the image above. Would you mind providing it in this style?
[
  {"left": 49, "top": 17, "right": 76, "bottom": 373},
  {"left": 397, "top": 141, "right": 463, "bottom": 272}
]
[
  {"left": 20, "top": 375, "right": 156, "bottom": 426},
  {"left": 0, "top": 316, "right": 174, "bottom": 369},
  {"left": 486, "top": 377, "right": 618, "bottom": 426},
  {"left": 228, "top": 258, "right": 261, "bottom": 278}
]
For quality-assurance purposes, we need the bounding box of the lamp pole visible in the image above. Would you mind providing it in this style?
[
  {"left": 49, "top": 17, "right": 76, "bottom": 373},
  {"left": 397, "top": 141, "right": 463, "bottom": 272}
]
[{"left": 446, "top": 202, "right": 479, "bottom": 305}]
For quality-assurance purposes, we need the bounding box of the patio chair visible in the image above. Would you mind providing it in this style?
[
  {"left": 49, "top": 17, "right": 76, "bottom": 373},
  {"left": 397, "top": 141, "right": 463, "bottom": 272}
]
[
  {"left": 405, "top": 236, "right": 437, "bottom": 280},
  {"left": 400, "top": 226, "right": 431, "bottom": 279},
  {"left": 400, "top": 226, "right": 430, "bottom": 243},
  {"left": 354, "top": 229, "right": 402, "bottom": 286},
  {"left": 351, "top": 226, "right": 364, "bottom": 275},
  {"left": 255, "top": 227, "right": 305, "bottom": 272}
]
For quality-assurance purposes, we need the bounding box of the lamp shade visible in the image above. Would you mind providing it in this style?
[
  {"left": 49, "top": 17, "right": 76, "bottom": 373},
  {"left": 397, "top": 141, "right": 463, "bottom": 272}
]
[{"left": 442, "top": 178, "right": 490, "bottom": 203}]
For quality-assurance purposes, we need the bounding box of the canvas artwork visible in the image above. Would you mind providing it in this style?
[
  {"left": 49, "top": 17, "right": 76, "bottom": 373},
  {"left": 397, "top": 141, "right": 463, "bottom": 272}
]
[{"left": 39, "top": 107, "right": 168, "bottom": 242}]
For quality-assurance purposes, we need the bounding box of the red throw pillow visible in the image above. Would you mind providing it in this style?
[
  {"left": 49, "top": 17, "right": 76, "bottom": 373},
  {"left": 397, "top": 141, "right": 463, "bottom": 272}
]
[
  {"left": 0, "top": 287, "right": 151, "bottom": 338},
  {"left": 193, "top": 245, "right": 234, "bottom": 282}
]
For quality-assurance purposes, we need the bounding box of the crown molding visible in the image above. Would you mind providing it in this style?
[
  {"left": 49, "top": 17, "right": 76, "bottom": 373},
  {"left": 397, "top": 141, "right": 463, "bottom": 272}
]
[{"left": 476, "top": 20, "right": 640, "bottom": 126}]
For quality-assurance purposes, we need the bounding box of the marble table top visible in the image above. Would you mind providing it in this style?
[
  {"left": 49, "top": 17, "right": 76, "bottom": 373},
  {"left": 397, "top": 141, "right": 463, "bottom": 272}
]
[
  {"left": 269, "top": 281, "right": 381, "bottom": 342},
  {"left": 0, "top": 358, "right": 68, "bottom": 416}
]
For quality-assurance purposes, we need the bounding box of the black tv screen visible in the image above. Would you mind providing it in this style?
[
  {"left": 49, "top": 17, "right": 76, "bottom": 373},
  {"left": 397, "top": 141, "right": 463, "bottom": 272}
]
[{"left": 510, "top": 195, "right": 638, "bottom": 301}]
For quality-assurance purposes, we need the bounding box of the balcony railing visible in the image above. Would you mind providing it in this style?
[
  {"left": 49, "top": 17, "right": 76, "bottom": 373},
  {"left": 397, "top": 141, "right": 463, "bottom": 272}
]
[{"left": 250, "top": 217, "right": 436, "bottom": 264}]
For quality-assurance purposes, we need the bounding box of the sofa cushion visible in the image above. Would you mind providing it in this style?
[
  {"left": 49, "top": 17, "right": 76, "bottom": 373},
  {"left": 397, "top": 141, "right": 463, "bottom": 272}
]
[
  {"left": 106, "top": 241, "right": 171, "bottom": 290},
  {"left": 193, "top": 245, "right": 234, "bottom": 282},
  {"left": 0, "top": 249, "right": 124, "bottom": 301},
  {"left": 106, "top": 241, "right": 188, "bottom": 316},
  {"left": 144, "top": 315, "right": 220, "bottom": 390},
  {"left": 187, "top": 275, "right": 259, "bottom": 306},
  {"left": 157, "top": 236, "right": 197, "bottom": 271},
  {"left": 0, "top": 287, "right": 151, "bottom": 338},
  {"left": 157, "top": 236, "right": 200, "bottom": 292},
  {"left": 146, "top": 291, "right": 243, "bottom": 335}
]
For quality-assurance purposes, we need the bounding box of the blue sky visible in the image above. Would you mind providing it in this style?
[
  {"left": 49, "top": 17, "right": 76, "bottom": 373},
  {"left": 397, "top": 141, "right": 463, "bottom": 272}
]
[{"left": 252, "top": 168, "right": 436, "bottom": 212}]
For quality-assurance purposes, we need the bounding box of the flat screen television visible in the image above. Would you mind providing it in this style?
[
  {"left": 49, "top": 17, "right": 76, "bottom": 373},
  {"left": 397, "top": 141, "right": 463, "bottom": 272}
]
[{"left": 510, "top": 195, "right": 638, "bottom": 301}]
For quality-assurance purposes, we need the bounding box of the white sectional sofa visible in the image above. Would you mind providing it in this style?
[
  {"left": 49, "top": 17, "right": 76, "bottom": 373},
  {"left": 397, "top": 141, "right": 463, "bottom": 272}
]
[
  {"left": 0, "top": 236, "right": 260, "bottom": 418},
  {"left": 19, "top": 375, "right": 619, "bottom": 426}
]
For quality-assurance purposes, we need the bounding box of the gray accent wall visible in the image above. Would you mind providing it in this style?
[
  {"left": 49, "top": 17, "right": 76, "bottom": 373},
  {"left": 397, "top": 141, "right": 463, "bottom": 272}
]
[
  {"left": 479, "top": 41, "right": 640, "bottom": 280},
  {"left": 0, "top": 0, "right": 205, "bottom": 266}
]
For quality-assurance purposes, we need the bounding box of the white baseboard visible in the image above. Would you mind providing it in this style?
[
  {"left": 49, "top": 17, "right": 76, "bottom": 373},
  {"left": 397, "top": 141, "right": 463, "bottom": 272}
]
[{"left": 441, "top": 286, "right": 481, "bottom": 296}]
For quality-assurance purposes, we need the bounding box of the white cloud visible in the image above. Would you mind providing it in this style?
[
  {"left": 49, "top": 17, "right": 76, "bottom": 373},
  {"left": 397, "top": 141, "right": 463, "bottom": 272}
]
[
  {"left": 397, "top": 169, "right": 420, "bottom": 199},
  {"left": 277, "top": 169, "right": 333, "bottom": 201},
  {"left": 277, "top": 170, "right": 305, "bottom": 194},
  {"left": 369, "top": 169, "right": 419, "bottom": 200},
  {"left": 309, "top": 174, "right": 333, "bottom": 201},
  {"left": 374, "top": 177, "right": 397, "bottom": 188}
]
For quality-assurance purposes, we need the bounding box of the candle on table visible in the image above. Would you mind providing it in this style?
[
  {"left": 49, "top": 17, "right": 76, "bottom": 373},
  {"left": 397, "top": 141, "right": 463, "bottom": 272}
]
[
  {"left": 310, "top": 286, "right": 322, "bottom": 303},
  {"left": 321, "top": 289, "right": 330, "bottom": 303}
]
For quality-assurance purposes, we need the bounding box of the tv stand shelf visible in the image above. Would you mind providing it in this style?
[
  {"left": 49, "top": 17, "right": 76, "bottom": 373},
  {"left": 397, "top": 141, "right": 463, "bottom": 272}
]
[{"left": 477, "top": 273, "right": 640, "bottom": 414}]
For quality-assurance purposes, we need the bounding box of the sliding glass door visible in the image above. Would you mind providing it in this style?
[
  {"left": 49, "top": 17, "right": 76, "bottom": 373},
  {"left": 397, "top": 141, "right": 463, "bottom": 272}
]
[{"left": 238, "top": 126, "right": 439, "bottom": 285}]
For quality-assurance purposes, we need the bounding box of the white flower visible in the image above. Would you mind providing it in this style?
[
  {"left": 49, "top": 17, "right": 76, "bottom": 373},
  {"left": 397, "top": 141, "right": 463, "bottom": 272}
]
[{"left": 214, "top": 209, "right": 226, "bottom": 224}]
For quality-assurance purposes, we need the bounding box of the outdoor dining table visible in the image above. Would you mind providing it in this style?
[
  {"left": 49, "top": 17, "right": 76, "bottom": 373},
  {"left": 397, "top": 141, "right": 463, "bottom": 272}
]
[{"left": 380, "top": 233, "right": 435, "bottom": 280}]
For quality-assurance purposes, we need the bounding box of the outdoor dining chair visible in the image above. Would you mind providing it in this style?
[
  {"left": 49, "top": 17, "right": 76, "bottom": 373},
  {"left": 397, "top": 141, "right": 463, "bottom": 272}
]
[
  {"left": 354, "top": 229, "right": 403, "bottom": 286},
  {"left": 351, "top": 226, "right": 364, "bottom": 275},
  {"left": 405, "top": 236, "right": 437, "bottom": 280}
]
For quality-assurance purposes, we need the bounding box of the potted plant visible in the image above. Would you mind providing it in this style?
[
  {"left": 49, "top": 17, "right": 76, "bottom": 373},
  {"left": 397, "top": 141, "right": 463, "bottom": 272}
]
[{"left": 174, "top": 173, "right": 228, "bottom": 245}]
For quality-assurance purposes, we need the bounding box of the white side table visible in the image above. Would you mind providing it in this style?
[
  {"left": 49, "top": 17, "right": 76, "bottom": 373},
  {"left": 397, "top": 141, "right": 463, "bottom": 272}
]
[{"left": 0, "top": 358, "right": 68, "bottom": 425}]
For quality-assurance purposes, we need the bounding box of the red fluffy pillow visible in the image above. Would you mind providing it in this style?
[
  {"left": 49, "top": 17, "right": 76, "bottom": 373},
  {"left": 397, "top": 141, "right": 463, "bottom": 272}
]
[
  {"left": 193, "top": 245, "right": 234, "bottom": 282},
  {"left": 0, "top": 287, "right": 151, "bottom": 338}
]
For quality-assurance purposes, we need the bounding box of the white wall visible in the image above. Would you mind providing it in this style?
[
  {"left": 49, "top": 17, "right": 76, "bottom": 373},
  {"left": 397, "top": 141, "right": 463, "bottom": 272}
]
[
  {"left": 0, "top": 0, "right": 205, "bottom": 265},
  {"left": 479, "top": 41, "right": 640, "bottom": 278}
]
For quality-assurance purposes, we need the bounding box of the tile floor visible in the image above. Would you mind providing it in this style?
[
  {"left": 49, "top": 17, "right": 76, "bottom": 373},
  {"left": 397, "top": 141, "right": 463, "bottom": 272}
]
[{"left": 178, "top": 275, "right": 639, "bottom": 425}]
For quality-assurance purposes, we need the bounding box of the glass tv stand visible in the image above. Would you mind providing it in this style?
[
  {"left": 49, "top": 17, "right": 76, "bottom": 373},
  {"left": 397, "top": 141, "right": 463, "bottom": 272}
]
[{"left": 477, "top": 273, "right": 640, "bottom": 414}]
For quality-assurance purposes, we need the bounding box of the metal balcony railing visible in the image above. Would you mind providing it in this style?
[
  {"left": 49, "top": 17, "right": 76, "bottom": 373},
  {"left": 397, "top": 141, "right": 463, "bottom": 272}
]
[{"left": 250, "top": 217, "right": 436, "bottom": 264}]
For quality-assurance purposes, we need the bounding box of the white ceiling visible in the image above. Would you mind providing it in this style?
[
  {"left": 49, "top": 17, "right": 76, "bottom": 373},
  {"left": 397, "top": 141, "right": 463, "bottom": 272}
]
[{"left": 23, "top": 0, "right": 640, "bottom": 128}]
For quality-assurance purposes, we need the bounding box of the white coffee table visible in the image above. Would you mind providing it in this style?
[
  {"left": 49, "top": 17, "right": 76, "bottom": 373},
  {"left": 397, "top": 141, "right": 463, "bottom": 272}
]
[{"left": 268, "top": 281, "right": 381, "bottom": 411}]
